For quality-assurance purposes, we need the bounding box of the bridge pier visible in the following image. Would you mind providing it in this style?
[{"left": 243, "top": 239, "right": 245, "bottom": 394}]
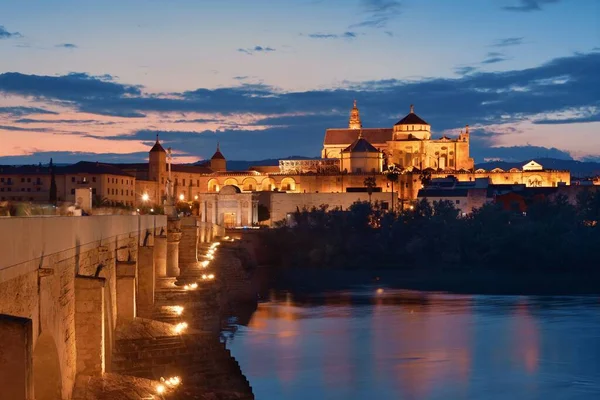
[
  {"left": 0, "top": 315, "right": 33, "bottom": 400},
  {"left": 75, "top": 276, "right": 105, "bottom": 377},
  {"left": 166, "top": 223, "right": 182, "bottom": 278},
  {"left": 154, "top": 235, "right": 168, "bottom": 278},
  {"left": 179, "top": 219, "right": 199, "bottom": 275},
  {"left": 116, "top": 262, "right": 136, "bottom": 323},
  {"left": 137, "top": 246, "right": 155, "bottom": 319}
]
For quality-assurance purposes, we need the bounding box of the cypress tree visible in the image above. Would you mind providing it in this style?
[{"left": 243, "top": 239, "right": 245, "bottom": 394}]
[{"left": 49, "top": 158, "right": 57, "bottom": 205}]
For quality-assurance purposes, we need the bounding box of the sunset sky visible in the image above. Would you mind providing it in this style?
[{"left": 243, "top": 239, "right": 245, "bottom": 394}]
[{"left": 1, "top": 0, "right": 599, "bottom": 164}]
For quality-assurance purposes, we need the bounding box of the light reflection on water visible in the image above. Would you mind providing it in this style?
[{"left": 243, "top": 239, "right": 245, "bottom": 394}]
[{"left": 227, "top": 289, "right": 600, "bottom": 400}]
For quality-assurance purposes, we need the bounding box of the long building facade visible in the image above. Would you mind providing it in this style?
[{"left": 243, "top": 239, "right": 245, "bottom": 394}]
[{"left": 1, "top": 102, "right": 571, "bottom": 223}]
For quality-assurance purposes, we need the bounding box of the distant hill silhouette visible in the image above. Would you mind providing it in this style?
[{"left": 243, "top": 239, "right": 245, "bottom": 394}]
[{"left": 475, "top": 158, "right": 600, "bottom": 177}]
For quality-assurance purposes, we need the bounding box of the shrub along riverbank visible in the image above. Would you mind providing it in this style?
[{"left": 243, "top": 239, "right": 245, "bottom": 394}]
[{"left": 261, "top": 189, "right": 600, "bottom": 286}]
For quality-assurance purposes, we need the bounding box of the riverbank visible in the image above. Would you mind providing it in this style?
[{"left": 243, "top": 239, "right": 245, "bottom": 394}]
[{"left": 267, "top": 266, "right": 600, "bottom": 296}]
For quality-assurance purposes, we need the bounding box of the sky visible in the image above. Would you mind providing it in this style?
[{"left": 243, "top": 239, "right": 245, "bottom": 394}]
[{"left": 0, "top": 0, "right": 599, "bottom": 164}]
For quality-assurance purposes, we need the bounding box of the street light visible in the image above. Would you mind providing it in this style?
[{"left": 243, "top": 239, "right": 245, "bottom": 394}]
[
  {"left": 141, "top": 193, "right": 149, "bottom": 202},
  {"left": 179, "top": 194, "right": 184, "bottom": 201},
  {"left": 384, "top": 164, "right": 400, "bottom": 213}
]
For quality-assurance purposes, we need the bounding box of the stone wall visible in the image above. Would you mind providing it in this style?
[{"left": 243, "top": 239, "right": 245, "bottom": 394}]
[
  {"left": 265, "top": 191, "right": 397, "bottom": 224},
  {"left": 0, "top": 215, "right": 166, "bottom": 400}
]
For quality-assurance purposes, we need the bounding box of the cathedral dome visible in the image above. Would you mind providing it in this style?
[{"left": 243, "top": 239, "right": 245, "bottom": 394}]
[
  {"left": 394, "top": 104, "right": 429, "bottom": 126},
  {"left": 393, "top": 105, "right": 431, "bottom": 140}
]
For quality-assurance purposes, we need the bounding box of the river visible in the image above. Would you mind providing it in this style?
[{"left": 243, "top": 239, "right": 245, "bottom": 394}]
[{"left": 226, "top": 288, "right": 600, "bottom": 400}]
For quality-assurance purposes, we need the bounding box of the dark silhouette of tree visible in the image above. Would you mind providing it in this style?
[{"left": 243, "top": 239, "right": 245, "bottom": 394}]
[
  {"left": 258, "top": 204, "right": 270, "bottom": 222},
  {"left": 262, "top": 192, "right": 600, "bottom": 272},
  {"left": 363, "top": 176, "right": 377, "bottom": 204},
  {"left": 419, "top": 170, "right": 432, "bottom": 187},
  {"left": 385, "top": 169, "right": 399, "bottom": 212},
  {"left": 49, "top": 158, "right": 57, "bottom": 205}
]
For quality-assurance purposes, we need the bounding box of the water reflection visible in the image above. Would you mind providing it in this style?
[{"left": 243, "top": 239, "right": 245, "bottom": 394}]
[{"left": 227, "top": 289, "right": 600, "bottom": 400}]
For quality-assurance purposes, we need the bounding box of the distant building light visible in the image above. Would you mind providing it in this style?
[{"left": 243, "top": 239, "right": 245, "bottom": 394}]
[{"left": 179, "top": 194, "right": 185, "bottom": 201}]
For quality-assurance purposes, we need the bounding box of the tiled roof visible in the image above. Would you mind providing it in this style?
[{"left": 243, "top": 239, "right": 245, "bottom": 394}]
[
  {"left": 418, "top": 188, "right": 469, "bottom": 197},
  {"left": 63, "top": 161, "right": 134, "bottom": 177},
  {"left": 171, "top": 164, "right": 214, "bottom": 174},
  {"left": 150, "top": 139, "right": 166, "bottom": 153},
  {"left": 343, "top": 137, "right": 380, "bottom": 153},
  {"left": 395, "top": 112, "right": 429, "bottom": 126},
  {"left": 0, "top": 165, "right": 50, "bottom": 175},
  {"left": 324, "top": 128, "right": 392, "bottom": 145},
  {"left": 211, "top": 150, "right": 225, "bottom": 160}
]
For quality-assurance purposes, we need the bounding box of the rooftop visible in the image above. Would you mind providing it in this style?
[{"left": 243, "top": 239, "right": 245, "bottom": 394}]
[{"left": 395, "top": 105, "right": 429, "bottom": 126}]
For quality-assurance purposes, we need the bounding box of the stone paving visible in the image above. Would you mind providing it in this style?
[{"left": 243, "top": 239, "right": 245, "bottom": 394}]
[{"left": 99, "top": 237, "right": 254, "bottom": 400}]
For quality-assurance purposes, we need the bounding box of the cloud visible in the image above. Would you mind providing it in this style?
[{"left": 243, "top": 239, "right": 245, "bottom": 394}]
[
  {"left": 492, "top": 37, "right": 524, "bottom": 47},
  {"left": 454, "top": 66, "right": 478, "bottom": 75},
  {"left": 306, "top": 32, "right": 358, "bottom": 40},
  {"left": 56, "top": 43, "right": 77, "bottom": 49},
  {"left": 0, "top": 72, "right": 140, "bottom": 101},
  {"left": 350, "top": 0, "right": 402, "bottom": 29},
  {"left": 14, "top": 118, "right": 111, "bottom": 124},
  {"left": 0, "top": 107, "right": 58, "bottom": 117},
  {"left": 481, "top": 52, "right": 509, "bottom": 64},
  {"left": 503, "top": 0, "right": 561, "bottom": 12},
  {"left": 237, "top": 46, "right": 276, "bottom": 55},
  {"left": 0, "top": 125, "right": 52, "bottom": 132},
  {"left": 0, "top": 25, "right": 22, "bottom": 39},
  {"left": 0, "top": 51, "right": 599, "bottom": 162}
]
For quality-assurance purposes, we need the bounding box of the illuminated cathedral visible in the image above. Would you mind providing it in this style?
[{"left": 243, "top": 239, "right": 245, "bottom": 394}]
[{"left": 323, "top": 101, "right": 474, "bottom": 172}]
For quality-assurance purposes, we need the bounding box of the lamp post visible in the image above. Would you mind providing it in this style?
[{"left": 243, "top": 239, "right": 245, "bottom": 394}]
[{"left": 384, "top": 164, "right": 400, "bottom": 213}]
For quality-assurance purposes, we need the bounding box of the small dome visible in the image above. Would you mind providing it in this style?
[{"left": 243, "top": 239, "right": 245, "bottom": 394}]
[
  {"left": 343, "top": 137, "right": 380, "bottom": 153},
  {"left": 220, "top": 185, "right": 241, "bottom": 195}
]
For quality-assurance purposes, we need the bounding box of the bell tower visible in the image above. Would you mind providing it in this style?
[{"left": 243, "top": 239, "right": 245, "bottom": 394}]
[
  {"left": 348, "top": 100, "right": 362, "bottom": 130},
  {"left": 148, "top": 134, "right": 166, "bottom": 182}
]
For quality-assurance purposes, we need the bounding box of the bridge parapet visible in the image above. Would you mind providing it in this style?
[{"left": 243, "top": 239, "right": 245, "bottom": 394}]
[{"left": 0, "top": 215, "right": 166, "bottom": 400}]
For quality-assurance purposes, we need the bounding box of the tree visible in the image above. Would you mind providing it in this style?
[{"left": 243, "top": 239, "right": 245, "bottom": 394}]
[
  {"left": 419, "top": 170, "right": 432, "bottom": 187},
  {"left": 49, "top": 158, "right": 57, "bottom": 205},
  {"left": 363, "top": 176, "right": 377, "bottom": 204},
  {"left": 258, "top": 204, "right": 270, "bottom": 223},
  {"left": 385, "top": 169, "right": 399, "bottom": 212}
]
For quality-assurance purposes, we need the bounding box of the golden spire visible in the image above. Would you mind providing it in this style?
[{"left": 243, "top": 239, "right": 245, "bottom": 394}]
[{"left": 349, "top": 100, "right": 362, "bottom": 130}]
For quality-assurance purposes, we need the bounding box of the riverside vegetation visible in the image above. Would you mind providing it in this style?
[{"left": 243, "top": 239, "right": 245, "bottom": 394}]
[{"left": 263, "top": 189, "right": 600, "bottom": 273}]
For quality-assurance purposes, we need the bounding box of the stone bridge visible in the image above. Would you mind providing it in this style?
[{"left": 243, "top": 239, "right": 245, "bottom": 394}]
[{"left": 0, "top": 215, "right": 231, "bottom": 400}]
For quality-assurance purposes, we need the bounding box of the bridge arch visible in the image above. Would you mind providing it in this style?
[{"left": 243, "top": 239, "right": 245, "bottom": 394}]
[{"left": 33, "top": 332, "right": 62, "bottom": 400}]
